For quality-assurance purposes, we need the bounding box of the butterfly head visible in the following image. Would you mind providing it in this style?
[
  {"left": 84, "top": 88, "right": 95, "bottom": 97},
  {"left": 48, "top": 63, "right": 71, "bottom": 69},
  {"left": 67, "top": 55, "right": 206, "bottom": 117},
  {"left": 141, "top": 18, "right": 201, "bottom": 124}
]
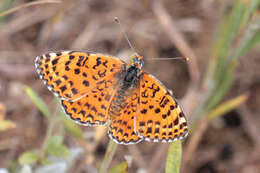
[{"left": 129, "top": 53, "right": 144, "bottom": 69}]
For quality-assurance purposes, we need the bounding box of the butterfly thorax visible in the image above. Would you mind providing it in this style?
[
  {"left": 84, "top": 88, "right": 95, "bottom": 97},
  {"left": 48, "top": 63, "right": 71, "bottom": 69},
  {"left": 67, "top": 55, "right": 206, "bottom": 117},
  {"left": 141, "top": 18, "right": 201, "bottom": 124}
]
[
  {"left": 122, "top": 66, "right": 141, "bottom": 88},
  {"left": 122, "top": 54, "right": 144, "bottom": 88}
]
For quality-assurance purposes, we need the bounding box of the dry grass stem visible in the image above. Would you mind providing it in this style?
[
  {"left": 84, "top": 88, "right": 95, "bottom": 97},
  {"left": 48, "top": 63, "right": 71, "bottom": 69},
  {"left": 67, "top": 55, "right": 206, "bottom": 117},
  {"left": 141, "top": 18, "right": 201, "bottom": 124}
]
[
  {"left": 182, "top": 118, "right": 209, "bottom": 169},
  {"left": 0, "top": 9, "right": 57, "bottom": 38},
  {"left": 0, "top": 0, "right": 62, "bottom": 17}
]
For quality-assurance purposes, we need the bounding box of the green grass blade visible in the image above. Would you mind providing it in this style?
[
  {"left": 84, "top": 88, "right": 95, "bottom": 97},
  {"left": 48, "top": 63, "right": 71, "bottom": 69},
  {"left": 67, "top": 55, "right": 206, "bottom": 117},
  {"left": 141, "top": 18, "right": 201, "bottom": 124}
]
[
  {"left": 231, "top": 15, "right": 260, "bottom": 59},
  {"left": 214, "top": 1, "right": 246, "bottom": 80},
  {"left": 108, "top": 161, "right": 127, "bottom": 173},
  {"left": 207, "top": 93, "right": 248, "bottom": 120},
  {"left": 204, "top": 0, "right": 248, "bottom": 104},
  {"left": 205, "top": 0, "right": 260, "bottom": 113},
  {"left": 242, "top": 0, "right": 260, "bottom": 26},
  {"left": 165, "top": 141, "right": 182, "bottom": 173},
  {"left": 206, "top": 61, "right": 237, "bottom": 111},
  {"left": 24, "top": 86, "right": 51, "bottom": 117}
]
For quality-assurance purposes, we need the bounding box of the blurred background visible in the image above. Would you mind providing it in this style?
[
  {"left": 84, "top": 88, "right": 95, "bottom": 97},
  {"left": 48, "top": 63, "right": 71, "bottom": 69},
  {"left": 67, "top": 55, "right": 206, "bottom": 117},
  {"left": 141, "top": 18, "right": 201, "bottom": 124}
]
[{"left": 0, "top": 0, "right": 260, "bottom": 173}]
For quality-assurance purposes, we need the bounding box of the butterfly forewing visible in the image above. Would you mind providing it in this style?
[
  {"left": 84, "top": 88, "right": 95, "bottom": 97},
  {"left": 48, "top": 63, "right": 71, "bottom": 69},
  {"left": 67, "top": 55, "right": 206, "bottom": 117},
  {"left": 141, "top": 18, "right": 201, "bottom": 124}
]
[{"left": 35, "top": 51, "right": 125, "bottom": 101}]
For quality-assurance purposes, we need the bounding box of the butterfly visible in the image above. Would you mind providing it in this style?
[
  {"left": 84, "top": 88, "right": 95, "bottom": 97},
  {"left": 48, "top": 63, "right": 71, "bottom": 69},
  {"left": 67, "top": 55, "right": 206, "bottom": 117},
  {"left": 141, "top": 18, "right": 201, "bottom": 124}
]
[{"left": 35, "top": 51, "right": 188, "bottom": 144}]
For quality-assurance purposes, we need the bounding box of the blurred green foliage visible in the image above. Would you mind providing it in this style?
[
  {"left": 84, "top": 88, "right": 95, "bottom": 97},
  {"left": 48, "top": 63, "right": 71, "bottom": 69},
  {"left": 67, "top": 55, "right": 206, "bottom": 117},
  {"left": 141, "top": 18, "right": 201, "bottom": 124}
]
[
  {"left": 108, "top": 161, "right": 128, "bottom": 173},
  {"left": 18, "top": 151, "right": 38, "bottom": 165},
  {"left": 18, "top": 86, "right": 82, "bottom": 168},
  {"left": 0, "top": 0, "right": 15, "bottom": 24},
  {"left": 168, "top": 0, "right": 260, "bottom": 172},
  {"left": 0, "top": 119, "right": 15, "bottom": 131},
  {"left": 46, "top": 135, "right": 69, "bottom": 158},
  {"left": 191, "top": 0, "right": 260, "bottom": 124}
]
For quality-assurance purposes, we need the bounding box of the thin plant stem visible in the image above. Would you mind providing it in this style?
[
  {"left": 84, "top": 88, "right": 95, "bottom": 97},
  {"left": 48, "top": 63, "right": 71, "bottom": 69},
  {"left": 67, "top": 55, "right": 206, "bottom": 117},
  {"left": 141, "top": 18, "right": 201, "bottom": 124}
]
[
  {"left": 39, "top": 116, "right": 56, "bottom": 158},
  {"left": 0, "top": 0, "right": 62, "bottom": 17},
  {"left": 39, "top": 103, "right": 60, "bottom": 158},
  {"left": 99, "top": 139, "right": 118, "bottom": 173}
]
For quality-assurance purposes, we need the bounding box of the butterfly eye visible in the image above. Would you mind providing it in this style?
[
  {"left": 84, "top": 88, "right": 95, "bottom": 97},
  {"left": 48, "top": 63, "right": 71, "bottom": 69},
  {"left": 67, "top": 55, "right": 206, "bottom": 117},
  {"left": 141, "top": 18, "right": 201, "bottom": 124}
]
[
  {"left": 132, "top": 56, "right": 144, "bottom": 68},
  {"left": 137, "top": 59, "right": 144, "bottom": 68},
  {"left": 138, "top": 58, "right": 144, "bottom": 67}
]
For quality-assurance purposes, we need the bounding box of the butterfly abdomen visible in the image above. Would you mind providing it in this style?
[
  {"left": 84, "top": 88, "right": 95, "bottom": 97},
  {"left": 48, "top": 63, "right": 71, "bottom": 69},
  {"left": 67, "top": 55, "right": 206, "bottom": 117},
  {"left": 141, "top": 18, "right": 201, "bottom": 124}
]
[
  {"left": 109, "top": 65, "right": 140, "bottom": 117},
  {"left": 109, "top": 89, "right": 129, "bottom": 117}
]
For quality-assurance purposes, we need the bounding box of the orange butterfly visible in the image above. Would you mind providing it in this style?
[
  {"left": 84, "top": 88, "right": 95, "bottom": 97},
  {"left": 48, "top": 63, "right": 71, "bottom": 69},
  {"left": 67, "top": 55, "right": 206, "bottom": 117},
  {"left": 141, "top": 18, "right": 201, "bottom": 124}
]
[{"left": 35, "top": 51, "right": 188, "bottom": 144}]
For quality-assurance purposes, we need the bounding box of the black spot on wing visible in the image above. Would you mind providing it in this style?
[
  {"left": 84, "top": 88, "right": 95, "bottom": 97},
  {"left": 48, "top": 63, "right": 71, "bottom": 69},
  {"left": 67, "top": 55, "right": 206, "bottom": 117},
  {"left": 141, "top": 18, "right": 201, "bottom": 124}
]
[
  {"left": 52, "top": 58, "right": 58, "bottom": 65},
  {"left": 93, "top": 57, "right": 101, "bottom": 69}
]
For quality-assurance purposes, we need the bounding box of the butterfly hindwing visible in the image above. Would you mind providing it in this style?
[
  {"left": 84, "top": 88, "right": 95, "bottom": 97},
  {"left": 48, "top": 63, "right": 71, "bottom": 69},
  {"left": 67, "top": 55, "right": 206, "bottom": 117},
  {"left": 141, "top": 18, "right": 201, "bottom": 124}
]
[
  {"left": 136, "top": 73, "right": 188, "bottom": 142},
  {"left": 61, "top": 75, "right": 119, "bottom": 126},
  {"left": 35, "top": 51, "right": 125, "bottom": 101}
]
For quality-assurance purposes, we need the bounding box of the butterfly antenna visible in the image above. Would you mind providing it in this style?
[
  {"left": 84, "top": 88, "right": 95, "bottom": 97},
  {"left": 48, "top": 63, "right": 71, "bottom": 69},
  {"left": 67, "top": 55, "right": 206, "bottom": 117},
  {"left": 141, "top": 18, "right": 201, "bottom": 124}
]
[
  {"left": 114, "top": 17, "right": 137, "bottom": 54},
  {"left": 151, "top": 57, "right": 190, "bottom": 62}
]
